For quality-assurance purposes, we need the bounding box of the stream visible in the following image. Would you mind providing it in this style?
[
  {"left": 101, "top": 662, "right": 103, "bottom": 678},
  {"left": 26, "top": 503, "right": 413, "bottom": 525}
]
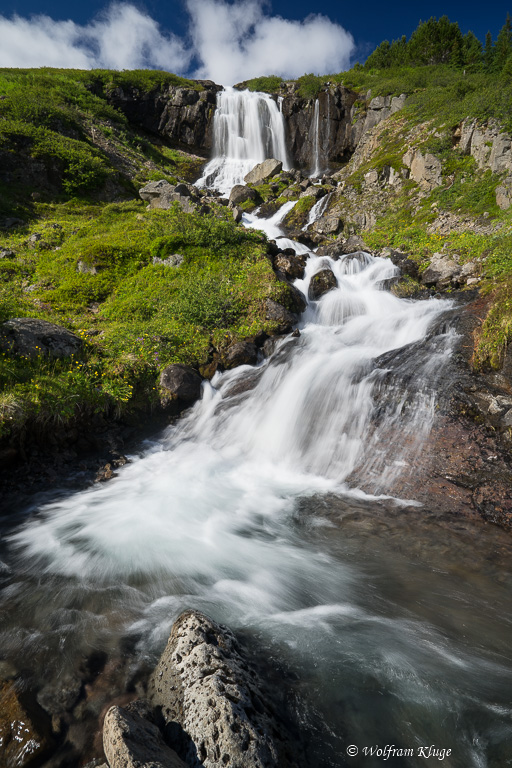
[{"left": 1, "top": 90, "right": 512, "bottom": 768}]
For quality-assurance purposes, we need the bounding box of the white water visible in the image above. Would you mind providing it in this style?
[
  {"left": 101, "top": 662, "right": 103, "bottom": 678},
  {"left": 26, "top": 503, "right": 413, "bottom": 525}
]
[
  {"left": 303, "top": 191, "right": 332, "bottom": 230},
  {"left": 310, "top": 99, "right": 321, "bottom": 178},
  {"left": 196, "top": 88, "right": 290, "bottom": 195}
]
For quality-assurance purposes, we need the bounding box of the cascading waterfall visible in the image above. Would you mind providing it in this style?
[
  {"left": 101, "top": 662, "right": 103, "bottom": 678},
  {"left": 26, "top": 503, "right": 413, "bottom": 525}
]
[
  {"left": 310, "top": 98, "right": 321, "bottom": 178},
  {"left": 196, "top": 87, "right": 290, "bottom": 195},
  {"left": 1, "top": 97, "right": 512, "bottom": 768}
]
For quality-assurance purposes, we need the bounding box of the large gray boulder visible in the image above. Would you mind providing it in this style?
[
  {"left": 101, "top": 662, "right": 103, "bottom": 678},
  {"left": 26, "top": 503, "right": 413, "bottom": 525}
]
[
  {"left": 421, "top": 252, "right": 461, "bottom": 289},
  {"left": 139, "top": 180, "right": 196, "bottom": 213},
  {"left": 0, "top": 318, "right": 83, "bottom": 359},
  {"left": 159, "top": 364, "right": 203, "bottom": 405},
  {"left": 228, "top": 185, "right": 257, "bottom": 206},
  {"left": 103, "top": 703, "right": 187, "bottom": 768},
  {"left": 244, "top": 159, "right": 282, "bottom": 185},
  {"left": 308, "top": 268, "right": 338, "bottom": 300},
  {"left": 148, "top": 611, "right": 282, "bottom": 768}
]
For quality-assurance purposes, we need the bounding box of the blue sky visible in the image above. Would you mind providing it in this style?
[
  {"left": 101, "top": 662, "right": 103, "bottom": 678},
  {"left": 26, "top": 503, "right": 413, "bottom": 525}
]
[{"left": 0, "top": 0, "right": 510, "bottom": 83}]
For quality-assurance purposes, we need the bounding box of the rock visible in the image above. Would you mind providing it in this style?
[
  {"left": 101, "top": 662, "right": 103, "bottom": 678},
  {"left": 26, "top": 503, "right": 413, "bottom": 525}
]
[
  {"left": 0, "top": 318, "right": 83, "bottom": 359},
  {"left": 0, "top": 217, "right": 25, "bottom": 229},
  {"left": 316, "top": 234, "right": 369, "bottom": 258},
  {"left": 265, "top": 300, "right": 298, "bottom": 334},
  {"left": 379, "top": 247, "right": 420, "bottom": 280},
  {"left": 148, "top": 611, "right": 282, "bottom": 768},
  {"left": 403, "top": 150, "right": 442, "bottom": 191},
  {"left": 496, "top": 177, "right": 512, "bottom": 210},
  {"left": 223, "top": 341, "right": 258, "bottom": 369},
  {"left": 308, "top": 268, "right": 338, "bottom": 300},
  {"left": 228, "top": 185, "right": 257, "bottom": 206},
  {"left": 28, "top": 233, "right": 42, "bottom": 248},
  {"left": 312, "top": 215, "right": 342, "bottom": 236},
  {"left": 103, "top": 703, "right": 187, "bottom": 768},
  {"left": 274, "top": 253, "right": 307, "bottom": 279},
  {"left": 159, "top": 364, "right": 203, "bottom": 405},
  {"left": 232, "top": 205, "right": 243, "bottom": 223},
  {"left": 77, "top": 260, "right": 98, "bottom": 274},
  {"left": 0, "top": 249, "right": 15, "bottom": 259},
  {"left": 244, "top": 159, "right": 282, "bottom": 185},
  {"left": 152, "top": 254, "right": 184, "bottom": 267},
  {"left": 0, "top": 681, "right": 54, "bottom": 768},
  {"left": 139, "top": 180, "right": 196, "bottom": 213},
  {"left": 37, "top": 676, "right": 82, "bottom": 716},
  {"left": 281, "top": 283, "right": 307, "bottom": 313},
  {"left": 421, "top": 252, "right": 461, "bottom": 289}
]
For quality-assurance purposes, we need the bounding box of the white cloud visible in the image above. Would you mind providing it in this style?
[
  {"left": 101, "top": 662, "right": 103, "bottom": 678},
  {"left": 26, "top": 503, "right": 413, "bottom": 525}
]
[
  {"left": 0, "top": 3, "right": 190, "bottom": 72},
  {"left": 0, "top": 1, "right": 354, "bottom": 85},
  {"left": 187, "top": 0, "right": 355, "bottom": 84}
]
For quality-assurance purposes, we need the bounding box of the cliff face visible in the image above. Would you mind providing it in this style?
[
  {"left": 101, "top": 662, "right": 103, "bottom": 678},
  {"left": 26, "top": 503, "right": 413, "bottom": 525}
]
[
  {"left": 104, "top": 80, "right": 223, "bottom": 156},
  {"left": 279, "top": 86, "right": 359, "bottom": 170}
]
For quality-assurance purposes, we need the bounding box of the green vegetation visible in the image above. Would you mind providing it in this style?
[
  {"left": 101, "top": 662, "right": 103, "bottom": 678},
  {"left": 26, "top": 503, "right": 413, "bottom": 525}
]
[{"left": 241, "top": 75, "right": 283, "bottom": 93}]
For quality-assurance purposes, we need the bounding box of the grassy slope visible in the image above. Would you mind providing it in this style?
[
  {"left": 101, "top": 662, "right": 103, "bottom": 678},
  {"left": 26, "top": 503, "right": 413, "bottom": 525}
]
[{"left": 0, "top": 69, "right": 288, "bottom": 444}]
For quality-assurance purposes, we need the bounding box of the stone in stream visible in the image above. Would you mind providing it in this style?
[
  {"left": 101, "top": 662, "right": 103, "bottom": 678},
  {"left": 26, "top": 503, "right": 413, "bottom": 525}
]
[
  {"left": 223, "top": 340, "right": 259, "bottom": 369},
  {"left": 308, "top": 268, "right": 338, "bottom": 300},
  {"left": 103, "top": 702, "right": 187, "bottom": 768},
  {"left": 0, "top": 681, "right": 54, "bottom": 768},
  {"left": 244, "top": 159, "right": 283, "bottom": 185},
  {"left": 159, "top": 364, "right": 203, "bottom": 406},
  {"left": 147, "top": 610, "right": 296, "bottom": 768},
  {"left": 228, "top": 184, "right": 258, "bottom": 206},
  {"left": 265, "top": 299, "right": 298, "bottom": 334}
]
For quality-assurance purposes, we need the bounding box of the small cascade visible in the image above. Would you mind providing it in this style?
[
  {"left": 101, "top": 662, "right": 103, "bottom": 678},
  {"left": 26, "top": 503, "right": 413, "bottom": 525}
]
[
  {"left": 196, "top": 88, "right": 290, "bottom": 195},
  {"left": 303, "top": 191, "right": 332, "bottom": 230},
  {"left": 310, "top": 99, "right": 321, "bottom": 178}
]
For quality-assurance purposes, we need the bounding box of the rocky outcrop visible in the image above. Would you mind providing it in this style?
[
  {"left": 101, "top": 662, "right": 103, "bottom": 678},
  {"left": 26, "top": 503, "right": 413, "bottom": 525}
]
[
  {"left": 159, "top": 365, "right": 203, "bottom": 405},
  {"left": 308, "top": 268, "right": 338, "bottom": 300},
  {"left": 281, "top": 86, "right": 359, "bottom": 170},
  {"left": 496, "top": 177, "right": 512, "bottom": 210},
  {"left": 148, "top": 610, "right": 290, "bottom": 768},
  {"left": 105, "top": 81, "right": 222, "bottom": 156},
  {"left": 359, "top": 94, "right": 407, "bottom": 136},
  {"left": 139, "top": 180, "right": 198, "bottom": 212},
  {"left": 244, "top": 159, "right": 282, "bottom": 185},
  {"left": 0, "top": 318, "right": 83, "bottom": 359},
  {"left": 403, "top": 149, "right": 442, "bottom": 191},
  {"left": 421, "top": 252, "right": 461, "bottom": 289},
  {"left": 456, "top": 118, "right": 512, "bottom": 175},
  {"left": 103, "top": 702, "right": 187, "bottom": 768}
]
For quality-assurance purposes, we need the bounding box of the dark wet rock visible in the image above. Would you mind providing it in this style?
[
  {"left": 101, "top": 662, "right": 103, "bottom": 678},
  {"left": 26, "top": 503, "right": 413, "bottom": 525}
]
[
  {"left": 159, "top": 365, "right": 203, "bottom": 405},
  {"left": 148, "top": 610, "right": 291, "bottom": 768},
  {"left": 308, "top": 268, "right": 338, "bottom": 300},
  {"left": 379, "top": 247, "right": 420, "bottom": 280},
  {"left": 37, "top": 676, "right": 82, "bottom": 717},
  {"left": 0, "top": 318, "right": 83, "bottom": 359},
  {"left": 265, "top": 300, "right": 298, "bottom": 334},
  {"left": 103, "top": 703, "right": 187, "bottom": 768},
  {"left": 244, "top": 158, "right": 282, "bottom": 185},
  {"left": 228, "top": 184, "right": 257, "bottom": 206},
  {"left": 0, "top": 681, "right": 54, "bottom": 768},
  {"left": 281, "top": 283, "right": 307, "bottom": 314},
  {"left": 105, "top": 81, "right": 222, "bottom": 155},
  {"left": 274, "top": 253, "right": 307, "bottom": 280},
  {"left": 223, "top": 341, "right": 258, "bottom": 369}
]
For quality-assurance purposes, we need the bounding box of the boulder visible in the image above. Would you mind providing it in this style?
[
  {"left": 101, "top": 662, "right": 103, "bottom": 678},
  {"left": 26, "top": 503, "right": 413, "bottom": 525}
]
[
  {"left": 379, "top": 247, "right": 420, "bottom": 280},
  {"left": 139, "top": 180, "right": 196, "bottom": 213},
  {"left": 223, "top": 341, "right": 258, "bottom": 369},
  {"left": 421, "top": 252, "right": 461, "bottom": 289},
  {"left": 265, "top": 300, "right": 298, "bottom": 334},
  {"left": 496, "top": 177, "right": 512, "bottom": 210},
  {"left": 308, "top": 268, "right": 338, "bottom": 300},
  {"left": 0, "top": 249, "right": 15, "bottom": 259},
  {"left": 148, "top": 611, "right": 281, "bottom": 768},
  {"left": 403, "top": 150, "right": 442, "bottom": 192},
  {"left": 274, "top": 253, "right": 307, "bottom": 280},
  {"left": 316, "top": 234, "right": 369, "bottom": 258},
  {"left": 244, "top": 159, "right": 282, "bottom": 185},
  {"left": 281, "top": 283, "right": 307, "bottom": 313},
  {"left": 159, "top": 364, "right": 203, "bottom": 405},
  {"left": 312, "top": 215, "right": 343, "bottom": 236},
  {"left": 103, "top": 703, "right": 187, "bottom": 768},
  {"left": 228, "top": 185, "right": 257, "bottom": 206},
  {"left": 152, "top": 254, "right": 184, "bottom": 267},
  {"left": 0, "top": 318, "right": 83, "bottom": 359},
  {"left": 0, "top": 681, "right": 54, "bottom": 768}
]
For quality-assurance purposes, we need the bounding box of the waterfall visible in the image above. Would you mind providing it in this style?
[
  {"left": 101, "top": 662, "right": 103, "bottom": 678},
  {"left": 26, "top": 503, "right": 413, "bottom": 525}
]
[
  {"left": 310, "top": 99, "right": 321, "bottom": 178},
  {"left": 196, "top": 87, "right": 290, "bottom": 195}
]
